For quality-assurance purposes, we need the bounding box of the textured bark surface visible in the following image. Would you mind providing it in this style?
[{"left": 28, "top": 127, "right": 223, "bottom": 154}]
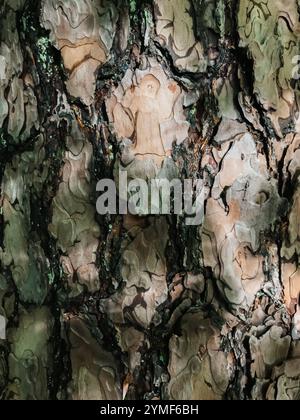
[{"left": 0, "top": 0, "right": 300, "bottom": 400}]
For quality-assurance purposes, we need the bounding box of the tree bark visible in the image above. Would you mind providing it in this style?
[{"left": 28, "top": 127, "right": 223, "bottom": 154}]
[{"left": 0, "top": 0, "right": 300, "bottom": 400}]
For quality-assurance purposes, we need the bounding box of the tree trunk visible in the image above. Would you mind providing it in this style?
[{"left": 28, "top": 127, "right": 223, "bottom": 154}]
[{"left": 0, "top": 0, "right": 300, "bottom": 400}]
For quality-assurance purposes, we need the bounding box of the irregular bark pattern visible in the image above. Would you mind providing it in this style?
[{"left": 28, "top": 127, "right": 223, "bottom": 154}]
[
  {"left": 154, "top": 0, "right": 207, "bottom": 73},
  {"left": 66, "top": 316, "right": 121, "bottom": 400},
  {"left": 202, "top": 132, "right": 283, "bottom": 311},
  {"left": 7, "top": 307, "right": 53, "bottom": 400},
  {"left": 49, "top": 108, "right": 101, "bottom": 296},
  {"left": 238, "top": 0, "right": 299, "bottom": 136},
  {"left": 1, "top": 136, "right": 49, "bottom": 304},
  {"left": 41, "top": 0, "right": 119, "bottom": 105},
  {"left": 106, "top": 59, "right": 189, "bottom": 162},
  {"left": 168, "top": 310, "right": 233, "bottom": 400},
  {"left": 0, "top": 1, "right": 38, "bottom": 142},
  {"left": 0, "top": 0, "right": 300, "bottom": 401}
]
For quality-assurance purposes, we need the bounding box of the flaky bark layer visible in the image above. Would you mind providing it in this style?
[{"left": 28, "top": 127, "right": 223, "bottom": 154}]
[{"left": 0, "top": 0, "right": 300, "bottom": 400}]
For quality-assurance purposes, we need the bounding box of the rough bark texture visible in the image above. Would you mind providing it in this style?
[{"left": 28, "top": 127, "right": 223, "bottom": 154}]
[{"left": 0, "top": 0, "right": 300, "bottom": 400}]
